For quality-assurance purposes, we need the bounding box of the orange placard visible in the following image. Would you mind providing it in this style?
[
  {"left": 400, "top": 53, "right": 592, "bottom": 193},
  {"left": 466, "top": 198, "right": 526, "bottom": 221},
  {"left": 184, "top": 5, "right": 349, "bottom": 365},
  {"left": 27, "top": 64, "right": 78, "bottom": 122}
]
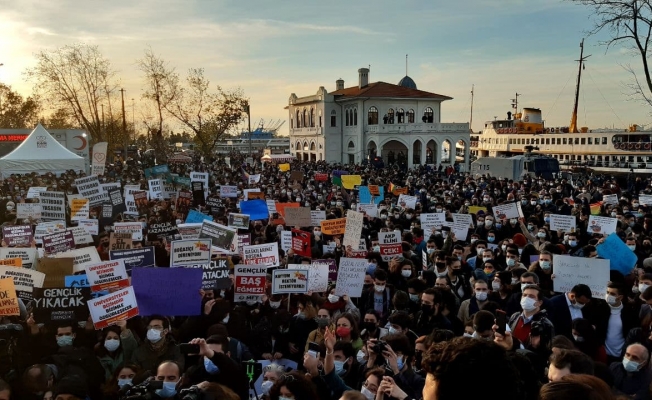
[
  {"left": 320, "top": 218, "right": 346, "bottom": 235},
  {"left": 0, "top": 258, "right": 22, "bottom": 267},
  {"left": 0, "top": 278, "right": 20, "bottom": 316},
  {"left": 368, "top": 185, "right": 380, "bottom": 196},
  {"left": 392, "top": 187, "right": 408, "bottom": 195},
  {"left": 247, "top": 192, "right": 266, "bottom": 200},
  {"left": 276, "top": 202, "right": 300, "bottom": 217}
]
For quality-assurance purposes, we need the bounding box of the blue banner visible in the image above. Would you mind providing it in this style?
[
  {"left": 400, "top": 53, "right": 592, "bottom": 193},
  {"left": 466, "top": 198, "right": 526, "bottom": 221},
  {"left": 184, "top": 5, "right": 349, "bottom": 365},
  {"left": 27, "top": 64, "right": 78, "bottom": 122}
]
[
  {"left": 144, "top": 165, "right": 172, "bottom": 183},
  {"left": 132, "top": 267, "right": 202, "bottom": 316},
  {"left": 186, "top": 210, "right": 213, "bottom": 224},
  {"left": 109, "top": 247, "right": 156, "bottom": 272},
  {"left": 597, "top": 233, "right": 637, "bottom": 275},
  {"left": 240, "top": 199, "right": 269, "bottom": 220},
  {"left": 358, "top": 186, "right": 385, "bottom": 205}
]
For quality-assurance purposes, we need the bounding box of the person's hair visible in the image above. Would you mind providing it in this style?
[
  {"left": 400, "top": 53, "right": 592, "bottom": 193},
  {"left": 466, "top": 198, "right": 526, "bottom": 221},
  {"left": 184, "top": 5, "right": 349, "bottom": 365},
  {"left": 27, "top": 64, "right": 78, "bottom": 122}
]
[
  {"left": 156, "top": 360, "right": 181, "bottom": 377},
  {"left": 268, "top": 371, "right": 318, "bottom": 400},
  {"left": 373, "top": 269, "right": 387, "bottom": 282},
  {"left": 428, "top": 329, "right": 455, "bottom": 344},
  {"left": 95, "top": 326, "right": 123, "bottom": 357},
  {"left": 364, "top": 309, "right": 381, "bottom": 321},
  {"left": 522, "top": 284, "right": 543, "bottom": 301},
  {"left": 549, "top": 349, "right": 594, "bottom": 375},
  {"left": 206, "top": 335, "right": 230, "bottom": 351},
  {"left": 263, "top": 363, "right": 286, "bottom": 376},
  {"left": 340, "top": 390, "right": 367, "bottom": 400},
  {"left": 104, "top": 363, "right": 143, "bottom": 398},
  {"left": 22, "top": 364, "right": 55, "bottom": 394},
  {"left": 298, "top": 298, "right": 318, "bottom": 320},
  {"left": 333, "top": 341, "right": 355, "bottom": 359},
  {"left": 520, "top": 272, "right": 539, "bottom": 283},
  {"left": 473, "top": 310, "right": 495, "bottom": 333},
  {"left": 337, "top": 313, "right": 360, "bottom": 341},
  {"left": 551, "top": 335, "right": 576, "bottom": 351},
  {"left": 388, "top": 311, "right": 411, "bottom": 330},
  {"left": 383, "top": 333, "right": 412, "bottom": 356},
  {"left": 364, "top": 367, "right": 385, "bottom": 381},
  {"left": 407, "top": 278, "right": 426, "bottom": 292},
  {"left": 422, "top": 287, "right": 442, "bottom": 303},
  {"left": 473, "top": 279, "right": 488, "bottom": 289},
  {"left": 539, "top": 374, "right": 614, "bottom": 400},
  {"left": 422, "top": 338, "right": 521, "bottom": 400},
  {"left": 147, "top": 315, "right": 170, "bottom": 330},
  {"left": 570, "top": 284, "right": 592, "bottom": 299},
  {"left": 198, "top": 382, "right": 242, "bottom": 400},
  {"left": 607, "top": 281, "right": 625, "bottom": 296}
]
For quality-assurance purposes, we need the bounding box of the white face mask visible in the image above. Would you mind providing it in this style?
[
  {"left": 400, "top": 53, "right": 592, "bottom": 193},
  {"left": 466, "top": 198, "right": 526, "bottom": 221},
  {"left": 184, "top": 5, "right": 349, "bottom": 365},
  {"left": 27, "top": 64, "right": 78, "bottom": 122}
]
[
  {"left": 605, "top": 294, "right": 618, "bottom": 306},
  {"left": 328, "top": 294, "right": 340, "bottom": 303},
  {"left": 269, "top": 301, "right": 281, "bottom": 309},
  {"left": 492, "top": 281, "right": 501, "bottom": 291},
  {"left": 520, "top": 296, "right": 537, "bottom": 312},
  {"left": 147, "top": 328, "right": 163, "bottom": 343},
  {"left": 357, "top": 350, "right": 367, "bottom": 364},
  {"left": 261, "top": 380, "right": 274, "bottom": 395},
  {"left": 639, "top": 283, "right": 650, "bottom": 293},
  {"left": 374, "top": 285, "right": 385, "bottom": 293},
  {"left": 401, "top": 270, "right": 412, "bottom": 278},
  {"left": 475, "top": 291, "right": 488, "bottom": 301}
]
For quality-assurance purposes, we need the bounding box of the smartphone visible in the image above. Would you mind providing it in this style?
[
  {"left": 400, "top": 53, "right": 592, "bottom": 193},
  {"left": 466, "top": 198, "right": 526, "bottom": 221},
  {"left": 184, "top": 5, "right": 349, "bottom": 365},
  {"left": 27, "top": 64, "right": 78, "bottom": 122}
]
[
  {"left": 495, "top": 309, "right": 507, "bottom": 336},
  {"left": 179, "top": 343, "right": 200, "bottom": 354},
  {"left": 307, "top": 341, "right": 320, "bottom": 358}
]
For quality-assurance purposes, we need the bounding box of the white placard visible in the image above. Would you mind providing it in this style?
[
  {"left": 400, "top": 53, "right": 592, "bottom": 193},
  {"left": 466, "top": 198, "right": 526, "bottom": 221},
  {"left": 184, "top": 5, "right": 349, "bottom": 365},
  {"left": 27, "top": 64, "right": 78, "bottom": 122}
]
[
  {"left": 549, "top": 214, "right": 576, "bottom": 232},
  {"left": 0, "top": 248, "right": 37, "bottom": 269},
  {"left": 357, "top": 203, "right": 378, "bottom": 217},
  {"left": 170, "top": 239, "right": 212, "bottom": 267},
  {"left": 66, "top": 226, "right": 94, "bottom": 245},
  {"left": 310, "top": 210, "right": 326, "bottom": 226},
  {"left": 281, "top": 230, "right": 292, "bottom": 251},
  {"left": 220, "top": 186, "right": 238, "bottom": 198},
  {"left": 420, "top": 213, "right": 446, "bottom": 234},
  {"left": 78, "top": 219, "right": 99, "bottom": 235},
  {"left": 39, "top": 191, "right": 66, "bottom": 221},
  {"left": 587, "top": 215, "right": 618, "bottom": 236},
  {"left": 492, "top": 202, "right": 520, "bottom": 220},
  {"left": 603, "top": 194, "right": 618, "bottom": 205},
  {"left": 26, "top": 187, "right": 47, "bottom": 199},
  {"left": 342, "top": 211, "right": 364, "bottom": 250},
  {"left": 242, "top": 243, "right": 280, "bottom": 268},
  {"left": 114, "top": 222, "right": 143, "bottom": 241},
  {"left": 272, "top": 269, "right": 309, "bottom": 294},
  {"left": 639, "top": 194, "right": 652, "bottom": 206},
  {"left": 84, "top": 259, "right": 129, "bottom": 291},
  {"left": 148, "top": 179, "right": 164, "bottom": 200},
  {"left": 54, "top": 247, "right": 102, "bottom": 273},
  {"left": 553, "top": 255, "right": 610, "bottom": 298},
  {"left": 123, "top": 185, "right": 141, "bottom": 215},
  {"left": 266, "top": 200, "right": 278, "bottom": 215},
  {"left": 295, "top": 263, "right": 329, "bottom": 292},
  {"left": 334, "top": 257, "right": 368, "bottom": 297},
  {"left": 74, "top": 175, "right": 109, "bottom": 206},
  {"left": 87, "top": 286, "right": 138, "bottom": 329},
  {"left": 17, "top": 203, "right": 41, "bottom": 219},
  {"left": 397, "top": 194, "right": 417, "bottom": 210},
  {"left": 450, "top": 221, "right": 469, "bottom": 242},
  {"left": 452, "top": 213, "right": 474, "bottom": 229}
]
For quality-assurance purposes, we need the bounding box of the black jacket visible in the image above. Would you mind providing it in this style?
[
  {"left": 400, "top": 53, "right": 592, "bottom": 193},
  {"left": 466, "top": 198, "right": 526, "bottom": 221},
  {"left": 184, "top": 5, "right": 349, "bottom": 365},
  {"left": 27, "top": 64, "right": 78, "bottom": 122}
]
[{"left": 185, "top": 351, "right": 250, "bottom": 400}]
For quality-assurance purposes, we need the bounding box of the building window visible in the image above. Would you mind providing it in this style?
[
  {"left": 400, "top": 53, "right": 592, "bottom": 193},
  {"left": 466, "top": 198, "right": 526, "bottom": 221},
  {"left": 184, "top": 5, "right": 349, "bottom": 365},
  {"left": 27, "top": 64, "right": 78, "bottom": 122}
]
[
  {"left": 310, "top": 108, "right": 315, "bottom": 127},
  {"left": 368, "top": 106, "right": 378, "bottom": 125},
  {"left": 423, "top": 107, "right": 434, "bottom": 123},
  {"left": 407, "top": 109, "right": 415, "bottom": 123},
  {"left": 353, "top": 109, "right": 358, "bottom": 125},
  {"left": 385, "top": 109, "right": 395, "bottom": 124},
  {"left": 296, "top": 110, "right": 301, "bottom": 128},
  {"left": 290, "top": 116, "right": 293, "bottom": 129},
  {"left": 397, "top": 108, "right": 405, "bottom": 123},
  {"left": 602, "top": 137, "right": 607, "bottom": 145},
  {"left": 319, "top": 110, "right": 322, "bottom": 127},
  {"left": 348, "top": 141, "right": 355, "bottom": 150},
  {"left": 302, "top": 109, "right": 307, "bottom": 128},
  {"left": 330, "top": 110, "right": 337, "bottom": 127},
  {"left": 345, "top": 110, "right": 350, "bottom": 126}
]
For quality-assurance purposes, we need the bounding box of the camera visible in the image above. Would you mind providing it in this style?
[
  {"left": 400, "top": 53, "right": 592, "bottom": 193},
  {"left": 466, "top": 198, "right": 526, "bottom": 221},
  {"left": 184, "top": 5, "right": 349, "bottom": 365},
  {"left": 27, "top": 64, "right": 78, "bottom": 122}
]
[
  {"left": 179, "top": 386, "right": 204, "bottom": 400},
  {"left": 119, "top": 380, "right": 163, "bottom": 400},
  {"left": 372, "top": 340, "right": 387, "bottom": 354}
]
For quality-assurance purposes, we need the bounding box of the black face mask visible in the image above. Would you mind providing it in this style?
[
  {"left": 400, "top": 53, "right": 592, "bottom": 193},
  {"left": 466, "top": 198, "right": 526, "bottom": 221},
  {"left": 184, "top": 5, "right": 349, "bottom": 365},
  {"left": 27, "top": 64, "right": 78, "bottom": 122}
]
[
  {"left": 363, "top": 322, "right": 377, "bottom": 332},
  {"left": 452, "top": 269, "right": 463, "bottom": 276},
  {"left": 421, "top": 304, "right": 433, "bottom": 314},
  {"left": 435, "top": 262, "right": 446, "bottom": 270}
]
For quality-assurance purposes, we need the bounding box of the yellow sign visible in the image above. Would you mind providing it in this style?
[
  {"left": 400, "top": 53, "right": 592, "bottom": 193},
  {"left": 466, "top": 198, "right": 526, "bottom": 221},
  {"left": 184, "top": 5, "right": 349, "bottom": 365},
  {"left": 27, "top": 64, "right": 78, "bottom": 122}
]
[
  {"left": 320, "top": 218, "right": 347, "bottom": 235},
  {"left": 0, "top": 258, "right": 22, "bottom": 268},
  {"left": 341, "top": 175, "right": 362, "bottom": 189},
  {"left": 468, "top": 206, "right": 488, "bottom": 215},
  {"left": 0, "top": 278, "right": 20, "bottom": 316},
  {"left": 71, "top": 198, "right": 89, "bottom": 219},
  {"left": 279, "top": 163, "right": 290, "bottom": 172}
]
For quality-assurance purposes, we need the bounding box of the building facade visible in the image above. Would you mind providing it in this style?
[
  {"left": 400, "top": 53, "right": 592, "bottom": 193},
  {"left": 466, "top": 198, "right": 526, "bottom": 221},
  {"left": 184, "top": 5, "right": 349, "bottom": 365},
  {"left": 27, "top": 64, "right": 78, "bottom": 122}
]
[{"left": 287, "top": 68, "right": 470, "bottom": 169}]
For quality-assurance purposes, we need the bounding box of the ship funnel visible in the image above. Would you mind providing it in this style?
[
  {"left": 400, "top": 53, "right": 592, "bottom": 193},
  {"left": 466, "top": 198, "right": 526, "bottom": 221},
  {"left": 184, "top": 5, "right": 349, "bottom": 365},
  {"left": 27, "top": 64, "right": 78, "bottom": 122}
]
[
  {"left": 521, "top": 108, "right": 542, "bottom": 124},
  {"left": 507, "top": 111, "right": 512, "bottom": 120}
]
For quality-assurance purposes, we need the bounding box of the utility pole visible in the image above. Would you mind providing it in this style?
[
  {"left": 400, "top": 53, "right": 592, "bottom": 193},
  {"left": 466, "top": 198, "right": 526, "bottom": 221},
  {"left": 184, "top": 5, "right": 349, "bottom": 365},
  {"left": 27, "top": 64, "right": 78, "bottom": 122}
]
[
  {"left": 120, "top": 88, "right": 127, "bottom": 160},
  {"left": 511, "top": 92, "right": 520, "bottom": 116},
  {"left": 470, "top": 84, "right": 474, "bottom": 132},
  {"left": 101, "top": 104, "right": 105, "bottom": 138},
  {"left": 131, "top": 98, "right": 135, "bottom": 145},
  {"left": 245, "top": 102, "right": 252, "bottom": 157}
]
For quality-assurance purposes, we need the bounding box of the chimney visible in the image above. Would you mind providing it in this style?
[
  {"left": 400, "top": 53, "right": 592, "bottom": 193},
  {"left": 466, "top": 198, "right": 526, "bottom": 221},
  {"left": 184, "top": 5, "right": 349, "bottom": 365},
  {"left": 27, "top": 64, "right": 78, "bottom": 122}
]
[
  {"left": 358, "top": 68, "right": 369, "bottom": 88},
  {"left": 336, "top": 78, "right": 344, "bottom": 91}
]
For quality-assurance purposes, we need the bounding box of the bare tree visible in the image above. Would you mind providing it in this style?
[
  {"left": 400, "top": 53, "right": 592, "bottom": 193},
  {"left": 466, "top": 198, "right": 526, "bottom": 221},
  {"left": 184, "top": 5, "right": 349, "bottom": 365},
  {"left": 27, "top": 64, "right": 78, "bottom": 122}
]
[
  {"left": 25, "top": 43, "right": 117, "bottom": 142},
  {"left": 0, "top": 83, "right": 40, "bottom": 128},
  {"left": 165, "top": 68, "right": 247, "bottom": 157},
  {"left": 570, "top": 0, "right": 652, "bottom": 107},
  {"left": 137, "top": 47, "right": 179, "bottom": 138}
]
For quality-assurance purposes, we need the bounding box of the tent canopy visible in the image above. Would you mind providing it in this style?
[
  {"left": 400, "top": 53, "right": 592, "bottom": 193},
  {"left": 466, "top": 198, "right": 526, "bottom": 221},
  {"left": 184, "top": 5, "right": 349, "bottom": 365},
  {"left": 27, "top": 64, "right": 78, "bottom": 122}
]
[
  {"left": 261, "top": 154, "right": 295, "bottom": 163},
  {"left": 0, "top": 124, "right": 86, "bottom": 177}
]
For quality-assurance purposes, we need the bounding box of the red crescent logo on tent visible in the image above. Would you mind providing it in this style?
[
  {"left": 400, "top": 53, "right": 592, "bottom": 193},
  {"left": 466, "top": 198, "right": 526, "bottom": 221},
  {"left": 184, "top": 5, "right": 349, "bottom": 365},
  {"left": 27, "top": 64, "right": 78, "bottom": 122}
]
[{"left": 73, "top": 135, "right": 87, "bottom": 150}]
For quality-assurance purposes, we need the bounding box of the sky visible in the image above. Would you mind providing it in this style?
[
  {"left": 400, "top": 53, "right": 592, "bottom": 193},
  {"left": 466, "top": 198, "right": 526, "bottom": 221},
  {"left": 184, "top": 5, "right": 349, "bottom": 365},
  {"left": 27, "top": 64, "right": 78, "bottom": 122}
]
[{"left": 1, "top": 0, "right": 651, "bottom": 136}]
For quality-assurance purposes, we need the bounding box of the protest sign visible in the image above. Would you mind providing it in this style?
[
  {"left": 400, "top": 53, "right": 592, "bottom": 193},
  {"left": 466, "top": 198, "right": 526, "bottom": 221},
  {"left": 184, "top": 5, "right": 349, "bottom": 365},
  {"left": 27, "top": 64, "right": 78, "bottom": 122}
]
[
  {"left": 357, "top": 203, "right": 378, "bottom": 217},
  {"left": 170, "top": 239, "right": 211, "bottom": 267},
  {"left": 247, "top": 191, "right": 265, "bottom": 200},
  {"left": 114, "top": 222, "right": 143, "bottom": 241},
  {"left": 109, "top": 247, "right": 156, "bottom": 271},
  {"left": 234, "top": 264, "right": 266, "bottom": 302},
  {"left": 603, "top": 194, "right": 618, "bottom": 205},
  {"left": 228, "top": 213, "right": 251, "bottom": 229},
  {"left": 0, "top": 258, "right": 21, "bottom": 267},
  {"left": 450, "top": 221, "right": 470, "bottom": 242},
  {"left": 291, "top": 229, "right": 311, "bottom": 257},
  {"left": 27, "top": 187, "right": 47, "bottom": 199},
  {"left": 205, "top": 196, "right": 224, "bottom": 213},
  {"left": 320, "top": 218, "right": 346, "bottom": 235},
  {"left": 16, "top": 203, "right": 41, "bottom": 219},
  {"left": 132, "top": 267, "right": 202, "bottom": 316},
  {"left": 108, "top": 189, "right": 126, "bottom": 216},
  {"left": 397, "top": 194, "right": 417, "bottom": 209},
  {"left": 200, "top": 221, "right": 237, "bottom": 252},
  {"left": 65, "top": 275, "right": 89, "bottom": 287},
  {"left": 358, "top": 186, "right": 385, "bottom": 205},
  {"left": 492, "top": 202, "right": 520, "bottom": 220},
  {"left": 101, "top": 182, "right": 121, "bottom": 193},
  {"left": 276, "top": 202, "right": 300, "bottom": 217},
  {"left": 190, "top": 172, "right": 209, "bottom": 199},
  {"left": 186, "top": 210, "right": 213, "bottom": 224},
  {"left": 43, "top": 231, "right": 75, "bottom": 255},
  {"left": 88, "top": 286, "right": 139, "bottom": 329},
  {"left": 0, "top": 278, "right": 20, "bottom": 316},
  {"left": 289, "top": 170, "right": 304, "bottom": 181},
  {"left": 420, "top": 213, "right": 446, "bottom": 234},
  {"left": 597, "top": 233, "right": 638, "bottom": 275},
  {"left": 272, "top": 269, "right": 309, "bottom": 294},
  {"left": 148, "top": 179, "right": 164, "bottom": 200},
  {"left": 54, "top": 247, "right": 102, "bottom": 273},
  {"left": 77, "top": 219, "right": 99, "bottom": 236},
  {"left": 242, "top": 243, "right": 280, "bottom": 268},
  {"left": 290, "top": 263, "right": 326, "bottom": 293},
  {"left": 33, "top": 287, "right": 91, "bottom": 321},
  {"left": 220, "top": 186, "right": 238, "bottom": 198},
  {"left": 378, "top": 231, "right": 402, "bottom": 261},
  {"left": 280, "top": 230, "right": 292, "bottom": 252},
  {"left": 452, "top": 213, "right": 474, "bottom": 228},
  {"left": 34, "top": 220, "right": 66, "bottom": 244},
  {"left": 468, "top": 206, "right": 488, "bottom": 215},
  {"left": 0, "top": 248, "right": 37, "bottom": 269},
  {"left": 240, "top": 200, "right": 269, "bottom": 220},
  {"left": 190, "top": 258, "right": 231, "bottom": 290},
  {"left": 549, "top": 214, "right": 576, "bottom": 232},
  {"left": 310, "top": 210, "right": 326, "bottom": 226},
  {"left": 0, "top": 266, "right": 44, "bottom": 302},
  {"left": 91, "top": 142, "right": 108, "bottom": 176},
  {"left": 70, "top": 198, "right": 89, "bottom": 220},
  {"left": 66, "top": 226, "right": 94, "bottom": 245},
  {"left": 144, "top": 164, "right": 172, "bottom": 182},
  {"left": 191, "top": 181, "right": 206, "bottom": 206},
  {"left": 266, "top": 200, "right": 278, "bottom": 215},
  {"left": 334, "top": 258, "right": 367, "bottom": 297},
  {"left": 553, "top": 255, "right": 610, "bottom": 298},
  {"left": 587, "top": 215, "right": 618, "bottom": 235},
  {"left": 639, "top": 194, "right": 652, "bottom": 206},
  {"left": 342, "top": 211, "right": 364, "bottom": 250},
  {"left": 341, "top": 175, "right": 362, "bottom": 189},
  {"left": 284, "top": 207, "right": 312, "bottom": 227},
  {"left": 39, "top": 191, "right": 66, "bottom": 221},
  {"left": 123, "top": 185, "right": 141, "bottom": 215},
  {"left": 178, "top": 223, "right": 202, "bottom": 239},
  {"left": 74, "top": 176, "right": 109, "bottom": 206},
  {"left": 37, "top": 257, "right": 73, "bottom": 288},
  {"left": 147, "top": 222, "right": 178, "bottom": 238},
  {"left": 368, "top": 185, "right": 380, "bottom": 196},
  {"left": 2, "top": 225, "right": 33, "bottom": 246},
  {"left": 109, "top": 232, "right": 133, "bottom": 251},
  {"left": 84, "top": 259, "right": 129, "bottom": 292}
]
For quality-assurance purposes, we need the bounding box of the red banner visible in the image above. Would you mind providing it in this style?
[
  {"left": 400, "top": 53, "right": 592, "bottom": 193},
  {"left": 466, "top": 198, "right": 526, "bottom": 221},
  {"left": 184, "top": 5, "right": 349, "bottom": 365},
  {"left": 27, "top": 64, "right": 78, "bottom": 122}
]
[{"left": 291, "top": 229, "right": 312, "bottom": 257}]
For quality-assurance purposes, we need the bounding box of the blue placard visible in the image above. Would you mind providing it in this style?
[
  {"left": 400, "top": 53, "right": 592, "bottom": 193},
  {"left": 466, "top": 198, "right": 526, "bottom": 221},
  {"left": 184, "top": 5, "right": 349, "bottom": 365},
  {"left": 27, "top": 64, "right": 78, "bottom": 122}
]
[
  {"left": 597, "top": 233, "right": 637, "bottom": 275},
  {"left": 109, "top": 247, "right": 156, "bottom": 271},
  {"left": 65, "top": 275, "right": 89, "bottom": 287},
  {"left": 359, "top": 186, "right": 385, "bottom": 205},
  {"left": 131, "top": 267, "right": 202, "bottom": 316},
  {"left": 240, "top": 199, "right": 269, "bottom": 220},
  {"left": 144, "top": 165, "right": 172, "bottom": 183},
  {"left": 186, "top": 210, "right": 213, "bottom": 224}
]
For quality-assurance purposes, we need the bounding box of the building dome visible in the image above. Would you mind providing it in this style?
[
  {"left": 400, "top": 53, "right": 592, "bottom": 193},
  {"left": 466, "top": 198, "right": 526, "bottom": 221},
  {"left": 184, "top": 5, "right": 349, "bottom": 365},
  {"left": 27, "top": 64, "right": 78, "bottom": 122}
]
[{"left": 398, "top": 75, "right": 417, "bottom": 90}]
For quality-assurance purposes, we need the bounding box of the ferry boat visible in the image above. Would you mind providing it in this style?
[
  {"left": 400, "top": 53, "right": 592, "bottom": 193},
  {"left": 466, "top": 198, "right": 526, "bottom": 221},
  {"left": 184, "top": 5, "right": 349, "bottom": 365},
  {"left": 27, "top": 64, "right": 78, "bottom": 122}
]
[{"left": 470, "top": 40, "right": 652, "bottom": 174}]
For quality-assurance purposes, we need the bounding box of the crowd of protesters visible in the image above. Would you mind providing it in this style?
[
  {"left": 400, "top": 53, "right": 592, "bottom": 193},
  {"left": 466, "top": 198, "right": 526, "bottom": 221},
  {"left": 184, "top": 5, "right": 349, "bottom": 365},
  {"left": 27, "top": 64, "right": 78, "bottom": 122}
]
[{"left": 0, "top": 151, "right": 651, "bottom": 400}]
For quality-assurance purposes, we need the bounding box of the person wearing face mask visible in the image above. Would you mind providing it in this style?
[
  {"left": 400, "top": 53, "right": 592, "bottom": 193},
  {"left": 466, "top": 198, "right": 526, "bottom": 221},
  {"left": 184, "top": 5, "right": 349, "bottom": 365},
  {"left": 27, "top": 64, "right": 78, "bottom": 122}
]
[
  {"left": 473, "top": 215, "right": 495, "bottom": 240},
  {"left": 95, "top": 321, "right": 138, "bottom": 381},
  {"left": 528, "top": 251, "right": 555, "bottom": 298},
  {"left": 603, "top": 282, "right": 638, "bottom": 365},
  {"left": 412, "top": 288, "right": 453, "bottom": 336},
  {"left": 549, "top": 284, "right": 609, "bottom": 342},
  {"left": 305, "top": 308, "right": 332, "bottom": 353},
  {"left": 609, "top": 343, "right": 652, "bottom": 399},
  {"left": 184, "top": 336, "right": 250, "bottom": 400},
  {"left": 103, "top": 363, "right": 142, "bottom": 400},
  {"left": 457, "top": 280, "right": 491, "bottom": 325},
  {"left": 131, "top": 316, "right": 184, "bottom": 373},
  {"left": 488, "top": 271, "right": 514, "bottom": 310},
  {"left": 376, "top": 333, "right": 425, "bottom": 400},
  {"left": 321, "top": 286, "right": 361, "bottom": 323},
  {"left": 358, "top": 269, "right": 393, "bottom": 325},
  {"left": 571, "top": 318, "right": 607, "bottom": 363},
  {"left": 507, "top": 284, "right": 554, "bottom": 345}
]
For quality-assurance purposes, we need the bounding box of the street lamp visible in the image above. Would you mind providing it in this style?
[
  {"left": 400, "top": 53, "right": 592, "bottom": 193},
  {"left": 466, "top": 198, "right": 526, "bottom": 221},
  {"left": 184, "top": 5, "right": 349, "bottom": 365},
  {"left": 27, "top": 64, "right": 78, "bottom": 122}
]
[{"left": 244, "top": 102, "right": 252, "bottom": 157}]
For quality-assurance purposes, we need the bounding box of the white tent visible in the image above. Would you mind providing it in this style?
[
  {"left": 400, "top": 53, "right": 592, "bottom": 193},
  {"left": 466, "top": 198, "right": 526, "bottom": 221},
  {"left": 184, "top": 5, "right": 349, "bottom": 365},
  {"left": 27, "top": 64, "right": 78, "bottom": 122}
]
[{"left": 0, "top": 124, "right": 86, "bottom": 177}]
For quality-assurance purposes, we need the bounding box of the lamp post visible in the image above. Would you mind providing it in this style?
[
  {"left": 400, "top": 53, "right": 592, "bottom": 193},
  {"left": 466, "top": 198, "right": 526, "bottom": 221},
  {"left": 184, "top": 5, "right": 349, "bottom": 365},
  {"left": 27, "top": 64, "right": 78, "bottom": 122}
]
[{"left": 245, "top": 102, "right": 252, "bottom": 156}]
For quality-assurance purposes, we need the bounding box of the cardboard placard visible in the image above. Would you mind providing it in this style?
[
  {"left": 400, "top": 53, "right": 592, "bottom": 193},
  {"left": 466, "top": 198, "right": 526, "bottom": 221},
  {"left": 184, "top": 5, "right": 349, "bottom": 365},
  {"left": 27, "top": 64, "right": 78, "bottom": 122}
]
[
  {"left": 88, "top": 286, "right": 139, "bottom": 329},
  {"left": 553, "top": 255, "right": 610, "bottom": 298},
  {"left": 84, "top": 260, "right": 130, "bottom": 292},
  {"left": 109, "top": 232, "right": 133, "bottom": 251},
  {"left": 0, "top": 278, "right": 20, "bottom": 316},
  {"left": 200, "top": 221, "right": 237, "bottom": 252},
  {"left": 74, "top": 176, "right": 109, "bottom": 206},
  {"left": 272, "top": 269, "right": 309, "bottom": 294},
  {"left": 16, "top": 203, "right": 42, "bottom": 219},
  {"left": 492, "top": 202, "right": 520, "bottom": 220},
  {"left": 54, "top": 247, "right": 102, "bottom": 273},
  {"left": 587, "top": 215, "right": 618, "bottom": 235},
  {"left": 295, "top": 262, "right": 329, "bottom": 292},
  {"left": 0, "top": 248, "right": 37, "bottom": 269},
  {"left": 379, "top": 231, "right": 402, "bottom": 261},
  {"left": 2, "top": 225, "right": 33, "bottom": 246},
  {"left": 291, "top": 229, "right": 311, "bottom": 257},
  {"left": 39, "top": 191, "right": 66, "bottom": 221},
  {"left": 234, "top": 264, "right": 266, "bottom": 301},
  {"left": 334, "top": 258, "right": 367, "bottom": 297},
  {"left": 242, "top": 243, "right": 280, "bottom": 268},
  {"left": 70, "top": 198, "right": 90, "bottom": 221},
  {"left": 320, "top": 218, "right": 346, "bottom": 235},
  {"left": 342, "top": 211, "right": 364, "bottom": 250},
  {"left": 284, "top": 207, "right": 312, "bottom": 227},
  {"left": 549, "top": 214, "right": 576, "bottom": 232},
  {"left": 170, "top": 239, "right": 212, "bottom": 267}
]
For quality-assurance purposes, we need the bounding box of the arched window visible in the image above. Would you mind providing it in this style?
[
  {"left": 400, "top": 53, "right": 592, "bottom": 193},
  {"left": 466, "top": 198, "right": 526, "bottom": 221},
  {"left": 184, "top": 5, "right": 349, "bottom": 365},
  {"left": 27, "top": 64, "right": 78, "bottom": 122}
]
[
  {"left": 330, "top": 110, "right": 337, "bottom": 127},
  {"left": 296, "top": 110, "right": 301, "bottom": 128},
  {"left": 368, "top": 107, "right": 378, "bottom": 125},
  {"left": 348, "top": 141, "right": 355, "bottom": 150},
  {"left": 407, "top": 109, "right": 415, "bottom": 123},
  {"left": 397, "top": 108, "right": 405, "bottom": 124},
  {"left": 310, "top": 142, "right": 316, "bottom": 151},
  {"left": 345, "top": 110, "right": 350, "bottom": 126},
  {"left": 303, "top": 141, "right": 309, "bottom": 151},
  {"left": 319, "top": 110, "right": 322, "bottom": 127},
  {"left": 290, "top": 115, "right": 293, "bottom": 129},
  {"left": 385, "top": 108, "right": 395, "bottom": 124},
  {"left": 353, "top": 109, "right": 358, "bottom": 125},
  {"left": 296, "top": 141, "right": 301, "bottom": 151},
  {"left": 423, "top": 107, "right": 433, "bottom": 123},
  {"left": 303, "top": 109, "right": 307, "bottom": 127},
  {"left": 310, "top": 108, "right": 315, "bottom": 127}
]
